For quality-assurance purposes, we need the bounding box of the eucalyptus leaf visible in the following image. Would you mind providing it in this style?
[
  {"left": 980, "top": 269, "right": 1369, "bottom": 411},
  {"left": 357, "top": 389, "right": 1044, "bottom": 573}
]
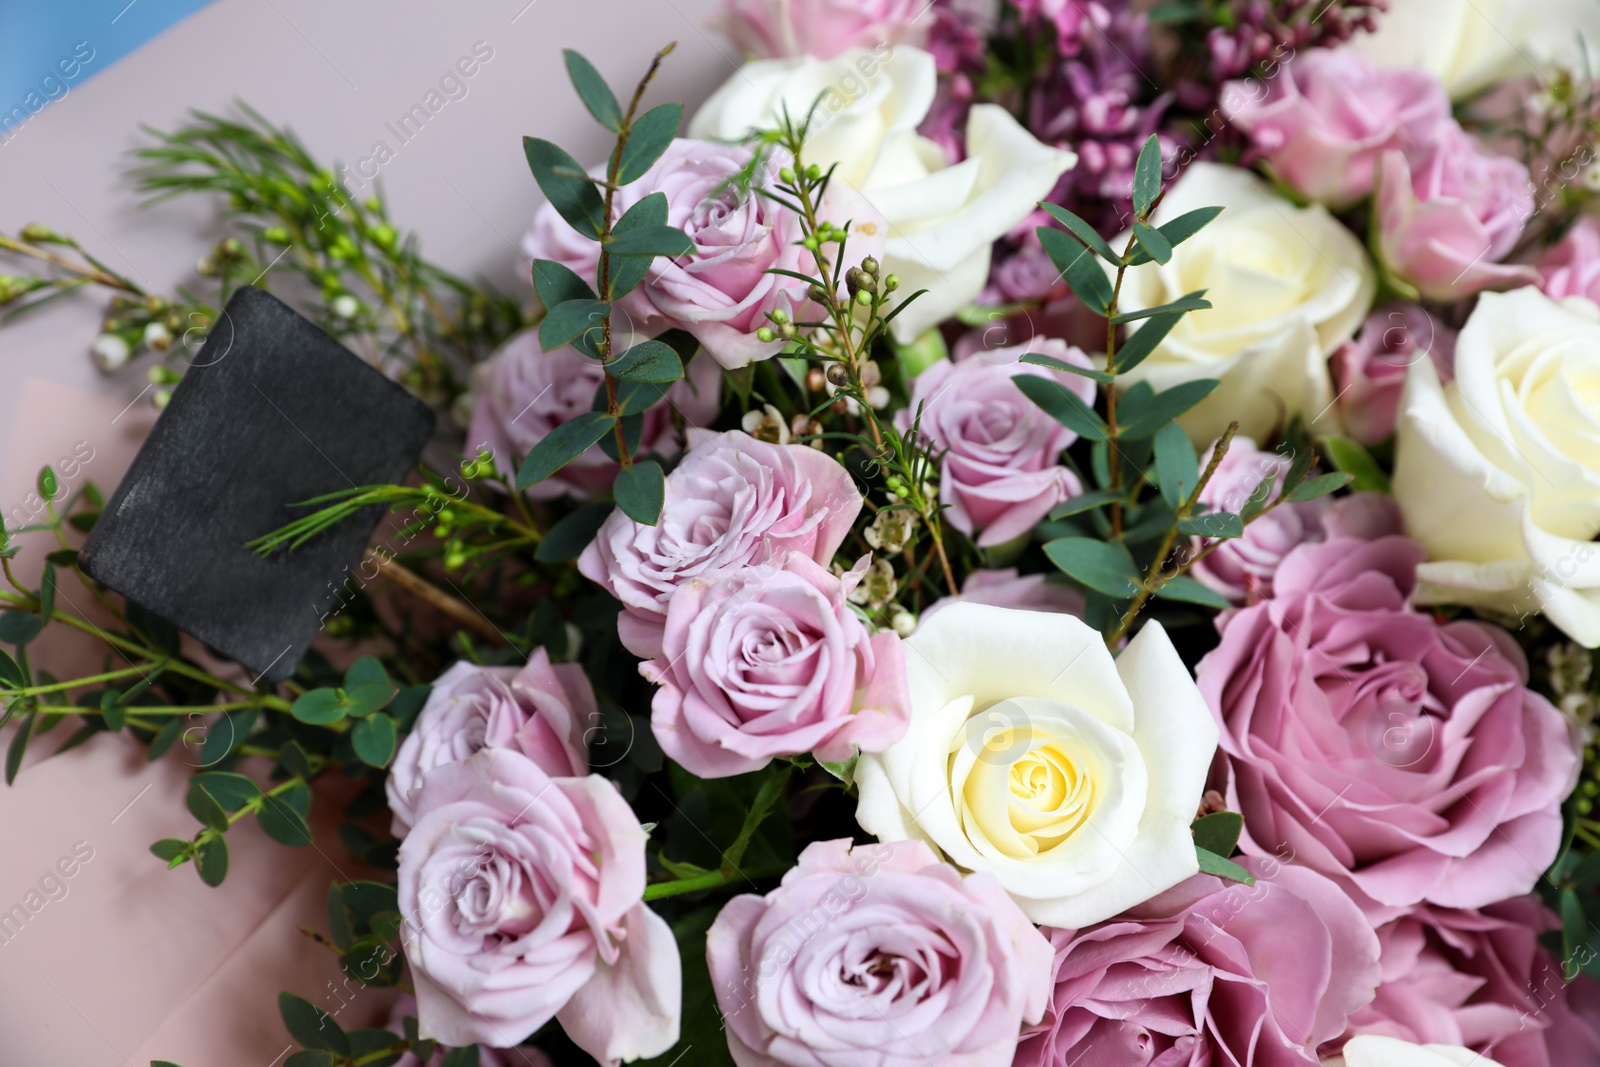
[
  {"left": 1043, "top": 538, "right": 1141, "bottom": 598},
  {"left": 607, "top": 339, "right": 684, "bottom": 382},
  {"left": 1153, "top": 422, "right": 1198, "bottom": 508},
  {"left": 535, "top": 502, "right": 613, "bottom": 563},
  {"left": 1111, "top": 291, "right": 1211, "bottom": 325},
  {"left": 1196, "top": 845, "right": 1254, "bottom": 885},
  {"left": 608, "top": 192, "right": 668, "bottom": 298},
  {"left": 186, "top": 782, "right": 230, "bottom": 831},
  {"left": 291, "top": 689, "right": 346, "bottom": 725},
  {"left": 1177, "top": 511, "right": 1243, "bottom": 539},
  {"left": 1039, "top": 203, "right": 1121, "bottom": 262},
  {"left": 196, "top": 834, "right": 229, "bottom": 886},
  {"left": 618, "top": 103, "right": 684, "bottom": 184},
  {"left": 1119, "top": 379, "right": 1219, "bottom": 439},
  {"left": 1192, "top": 811, "right": 1244, "bottom": 856},
  {"left": 522, "top": 137, "right": 605, "bottom": 239},
  {"left": 516, "top": 412, "right": 616, "bottom": 489},
  {"left": 1013, "top": 375, "right": 1107, "bottom": 441},
  {"left": 608, "top": 225, "right": 693, "bottom": 258},
  {"left": 614, "top": 460, "right": 665, "bottom": 525},
  {"left": 1019, "top": 351, "right": 1113, "bottom": 384},
  {"left": 1132, "top": 134, "right": 1163, "bottom": 217},
  {"left": 280, "top": 991, "right": 350, "bottom": 1055},
  {"left": 1048, "top": 489, "right": 1122, "bottom": 519},
  {"left": 258, "top": 793, "right": 313, "bottom": 847},
  {"left": 1114, "top": 311, "right": 1183, "bottom": 374},
  {"left": 1152, "top": 574, "right": 1231, "bottom": 609},
  {"left": 1323, "top": 435, "right": 1391, "bottom": 493},
  {"left": 352, "top": 713, "right": 398, "bottom": 768},
  {"left": 539, "top": 298, "right": 610, "bottom": 351},
  {"left": 345, "top": 681, "right": 398, "bottom": 718},
  {"left": 0, "top": 611, "right": 44, "bottom": 646},
  {"left": 1038, "top": 227, "right": 1113, "bottom": 313},
  {"left": 1286, "top": 471, "right": 1354, "bottom": 503},
  {"left": 563, "top": 49, "right": 622, "bottom": 130},
  {"left": 1132, "top": 221, "right": 1172, "bottom": 265},
  {"left": 531, "top": 258, "right": 595, "bottom": 309}
]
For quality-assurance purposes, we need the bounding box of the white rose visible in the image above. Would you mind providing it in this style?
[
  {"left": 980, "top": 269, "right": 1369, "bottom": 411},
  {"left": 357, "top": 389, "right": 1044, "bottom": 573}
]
[
  {"left": 1392, "top": 287, "right": 1600, "bottom": 647},
  {"left": 854, "top": 602, "right": 1219, "bottom": 927},
  {"left": 1352, "top": 0, "right": 1600, "bottom": 99},
  {"left": 1324, "top": 1035, "right": 1505, "bottom": 1067},
  {"left": 687, "top": 46, "right": 1074, "bottom": 340},
  {"left": 1114, "top": 163, "right": 1375, "bottom": 446}
]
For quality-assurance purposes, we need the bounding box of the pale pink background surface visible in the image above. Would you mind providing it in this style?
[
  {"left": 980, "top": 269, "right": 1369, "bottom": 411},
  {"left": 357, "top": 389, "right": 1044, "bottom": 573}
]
[{"left": 0, "top": 1, "right": 729, "bottom": 1063}]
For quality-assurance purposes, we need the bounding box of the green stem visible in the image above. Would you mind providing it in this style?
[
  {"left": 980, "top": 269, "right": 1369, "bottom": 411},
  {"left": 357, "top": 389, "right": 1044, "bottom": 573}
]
[{"left": 10, "top": 663, "right": 164, "bottom": 697}]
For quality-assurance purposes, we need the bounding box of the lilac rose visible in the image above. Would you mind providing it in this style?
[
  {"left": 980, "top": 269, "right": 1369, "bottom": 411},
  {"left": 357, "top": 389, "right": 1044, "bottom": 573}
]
[
  {"left": 524, "top": 139, "right": 885, "bottom": 369},
  {"left": 1345, "top": 897, "right": 1600, "bottom": 1067},
  {"left": 1197, "top": 536, "right": 1582, "bottom": 918},
  {"left": 642, "top": 552, "right": 909, "bottom": 777},
  {"left": 1223, "top": 49, "right": 1450, "bottom": 208},
  {"left": 897, "top": 339, "right": 1093, "bottom": 547},
  {"left": 712, "top": 0, "right": 930, "bottom": 59},
  {"left": 464, "top": 328, "right": 721, "bottom": 498},
  {"left": 1016, "top": 855, "right": 1381, "bottom": 1067},
  {"left": 1538, "top": 216, "right": 1600, "bottom": 305},
  {"left": 579, "top": 429, "right": 862, "bottom": 659},
  {"left": 707, "top": 838, "right": 1053, "bottom": 1067},
  {"left": 385, "top": 995, "right": 548, "bottom": 1067},
  {"left": 1331, "top": 303, "right": 1458, "bottom": 445},
  {"left": 1376, "top": 123, "right": 1539, "bottom": 301},
  {"left": 1190, "top": 437, "right": 1402, "bottom": 604},
  {"left": 385, "top": 651, "right": 593, "bottom": 833},
  {"left": 397, "top": 749, "right": 679, "bottom": 1063}
]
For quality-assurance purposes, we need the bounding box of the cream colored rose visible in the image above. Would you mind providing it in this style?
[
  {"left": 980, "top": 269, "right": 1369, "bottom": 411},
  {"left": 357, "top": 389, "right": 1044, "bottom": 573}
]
[
  {"left": 687, "top": 46, "right": 1074, "bottom": 340},
  {"left": 1352, "top": 0, "right": 1600, "bottom": 99},
  {"left": 1393, "top": 287, "right": 1600, "bottom": 647},
  {"left": 854, "top": 602, "right": 1219, "bottom": 928},
  {"left": 1324, "top": 1035, "right": 1504, "bottom": 1067},
  {"left": 1114, "top": 163, "right": 1376, "bottom": 446}
]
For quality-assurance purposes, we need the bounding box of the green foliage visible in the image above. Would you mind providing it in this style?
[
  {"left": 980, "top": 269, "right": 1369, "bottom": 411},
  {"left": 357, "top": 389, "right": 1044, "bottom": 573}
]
[
  {"left": 614, "top": 460, "right": 666, "bottom": 526},
  {"left": 1192, "top": 811, "right": 1244, "bottom": 856},
  {"left": 515, "top": 412, "right": 617, "bottom": 490},
  {"left": 1196, "top": 846, "right": 1255, "bottom": 885}
]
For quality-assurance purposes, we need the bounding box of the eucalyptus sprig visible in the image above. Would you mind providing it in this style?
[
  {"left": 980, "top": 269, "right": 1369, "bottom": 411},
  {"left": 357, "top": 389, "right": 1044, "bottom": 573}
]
[{"left": 1023, "top": 135, "right": 1349, "bottom": 644}]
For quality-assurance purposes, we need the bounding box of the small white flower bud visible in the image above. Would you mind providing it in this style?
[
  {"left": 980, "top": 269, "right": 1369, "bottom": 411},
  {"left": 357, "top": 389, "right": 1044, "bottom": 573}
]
[
  {"left": 332, "top": 295, "right": 361, "bottom": 319},
  {"left": 143, "top": 321, "right": 173, "bottom": 351},
  {"left": 91, "top": 333, "right": 131, "bottom": 373}
]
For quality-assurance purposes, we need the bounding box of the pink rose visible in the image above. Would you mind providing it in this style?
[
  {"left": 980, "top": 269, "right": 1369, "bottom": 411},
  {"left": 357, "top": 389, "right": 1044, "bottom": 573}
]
[
  {"left": 1197, "top": 536, "right": 1582, "bottom": 918},
  {"left": 523, "top": 140, "right": 885, "bottom": 369},
  {"left": 1190, "top": 437, "right": 1402, "bottom": 603},
  {"left": 385, "top": 651, "right": 594, "bottom": 833},
  {"left": 642, "top": 552, "right": 908, "bottom": 777},
  {"left": 1223, "top": 49, "right": 1450, "bottom": 207},
  {"left": 897, "top": 340, "right": 1093, "bottom": 547},
  {"left": 920, "top": 567, "right": 1085, "bottom": 624},
  {"left": 1538, "top": 216, "right": 1600, "bottom": 305},
  {"left": 712, "top": 0, "right": 930, "bottom": 59},
  {"left": 1017, "top": 855, "right": 1381, "bottom": 1067},
  {"left": 707, "top": 838, "right": 1053, "bottom": 1067},
  {"left": 1331, "top": 303, "right": 1457, "bottom": 445},
  {"left": 385, "top": 995, "right": 548, "bottom": 1067},
  {"left": 464, "top": 329, "right": 721, "bottom": 499},
  {"left": 397, "top": 749, "right": 679, "bottom": 1064},
  {"left": 1376, "top": 124, "right": 1539, "bottom": 301},
  {"left": 579, "top": 429, "right": 862, "bottom": 659},
  {"left": 1346, "top": 897, "right": 1600, "bottom": 1067}
]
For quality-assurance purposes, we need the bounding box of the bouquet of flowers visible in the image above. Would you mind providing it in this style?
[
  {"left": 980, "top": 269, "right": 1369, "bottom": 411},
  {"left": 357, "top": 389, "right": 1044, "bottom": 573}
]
[{"left": 6, "top": 0, "right": 1600, "bottom": 1064}]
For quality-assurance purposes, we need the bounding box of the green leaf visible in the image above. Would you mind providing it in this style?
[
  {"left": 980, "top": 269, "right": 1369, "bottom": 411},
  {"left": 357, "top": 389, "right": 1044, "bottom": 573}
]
[
  {"left": 1178, "top": 511, "right": 1243, "bottom": 538},
  {"left": 147, "top": 716, "right": 183, "bottom": 761},
  {"left": 1192, "top": 811, "right": 1244, "bottom": 856},
  {"left": 608, "top": 339, "right": 684, "bottom": 382},
  {"left": 1119, "top": 379, "right": 1219, "bottom": 439},
  {"left": 291, "top": 688, "right": 346, "bottom": 725},
  {"left": 523, "top": 137, "right": 606, "bottom": 239},
  {"left": 614, "top": 460, "right": 665, "bottom": 526},
  {"left": 609, "top": 193, "right": 668, "bottom": 298},
  {"left": 38, "top": 561, "right": 55, "bottom": 622},
  {"left": 532, "top": 258, "right": 596, "bottom": 310},
  {"left": 0, "top": 611, "right": 43, "bottom": 646},
  {"left": 45, "top": 548, "right": 78, "bottom": 567},
  {"left": 539, "top": 298, "right": 610, "bottom": 351},
  {"left": 389, "top": 685, "right": 432, "bottom": 732},
  {"left": 1048, "top": 488, "right": 1122, "bottom": 519},
  {"left": 441, "top": 1047, "right": 481, "bottom": 1067},
  {"left": 1133, "top": 221, "right": 1172, "bottom": 264},
  {"left": 0, "top": 647, "right": 20, "bottom": 687},
  {"left": 618, "top": 103, "right": 683, "bottom": 185},
  {"left": 192, "top": 771, "right": 261, "bottom": 811},
  {"left": 1196, "top": 845, "right": 1254, "bottom": 884},
  {"left": 1564, "top": 887, "right": 1587, "bottom": 975},
  {"left": 1153, "top": 422, "right": 1198, "bottom": 509},
  {"left": 1286, "top": 471, "right": 1353, "bottom": 503},
  {"left": 1132, "top": 135, "right": 1163, "bottom": 217},
  {"left": 1039, "top": 203, "right": 1121, "bottom": 262},
  {"left": 1113, "top": 312, "right": 1183, "bottom": 374},
  {"left": 563, "top": 49, "right": 622, "bottom": 130},
  {"left": 344, "top": 656, "right": 389, "bottom": 690},
  {"left": 199, "top": 704, "right": 259, "bottom": 768},
  {"left": 1111, "top": 291, "right": 1212, "bottom": 325},
  {"left": 535, "top": 502, "right": 613, "bottom": 563},
  {"left": 607, "top": 225, "right": 693, "bottom": 258},
  {"left": 285, "top": 1052, "right": 336, "bottom": 1067},
  {"left": 1153, "top": 574, "right": 1231, "bottom": 609},
  {"left": 611, "top": 378, "right": 671, "bottom": 417},
  {"left": 1149, "top": 1, "right": 1205, "bottom": 21},
  {"left": 6, "top": 711, "right": 34, "bottom": 784},
  {"left": 196, "top": 834, "right": 229, "bottom": 886},
  {"left": 1038, "top": 227, "right": 1114, "bottom": 313},
  {"left": 345, "top": 681, "right": 398, "bottom": 718},
  {"left": 1127, "top": 207, "right": 1224, "bottom": 266},
  {"left": 98, "top": 690, "right": 126, "bottom": 732},
  {"left": 150, "top": 838, "right": 190, "bottom": 863},
  {"left": 1323, "top": 435, "right": 1391, "bottom": 493},
  {"left": 37, "top": 465, "right": 58, "bottom": 500},
  {"left": 517, "top": 412, "right": 617, "bottom": 489},
  {"left": 352, "top": 713, "right": 397, "bottom": 768},
  {"left": 280, "top": 991, "right": 350, "bottom": 1055},
  {"left": 341, "top": 882, "right": 400, "bottom": 925},
  {"left": 1013, "top": 375, "right": 1107, "bottom": 442},
  {"left": 258, "top": 793, "right": 313, "bottom": 847},
  {"left": 1043, "top": 538, "right": 1141, "bottom": 597},
  {"left": 1019, "top": 351, "right": 1113, "bottom": 384},
  {"left": 186, "top": 782, "right": 231, "bottom": 832}
]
